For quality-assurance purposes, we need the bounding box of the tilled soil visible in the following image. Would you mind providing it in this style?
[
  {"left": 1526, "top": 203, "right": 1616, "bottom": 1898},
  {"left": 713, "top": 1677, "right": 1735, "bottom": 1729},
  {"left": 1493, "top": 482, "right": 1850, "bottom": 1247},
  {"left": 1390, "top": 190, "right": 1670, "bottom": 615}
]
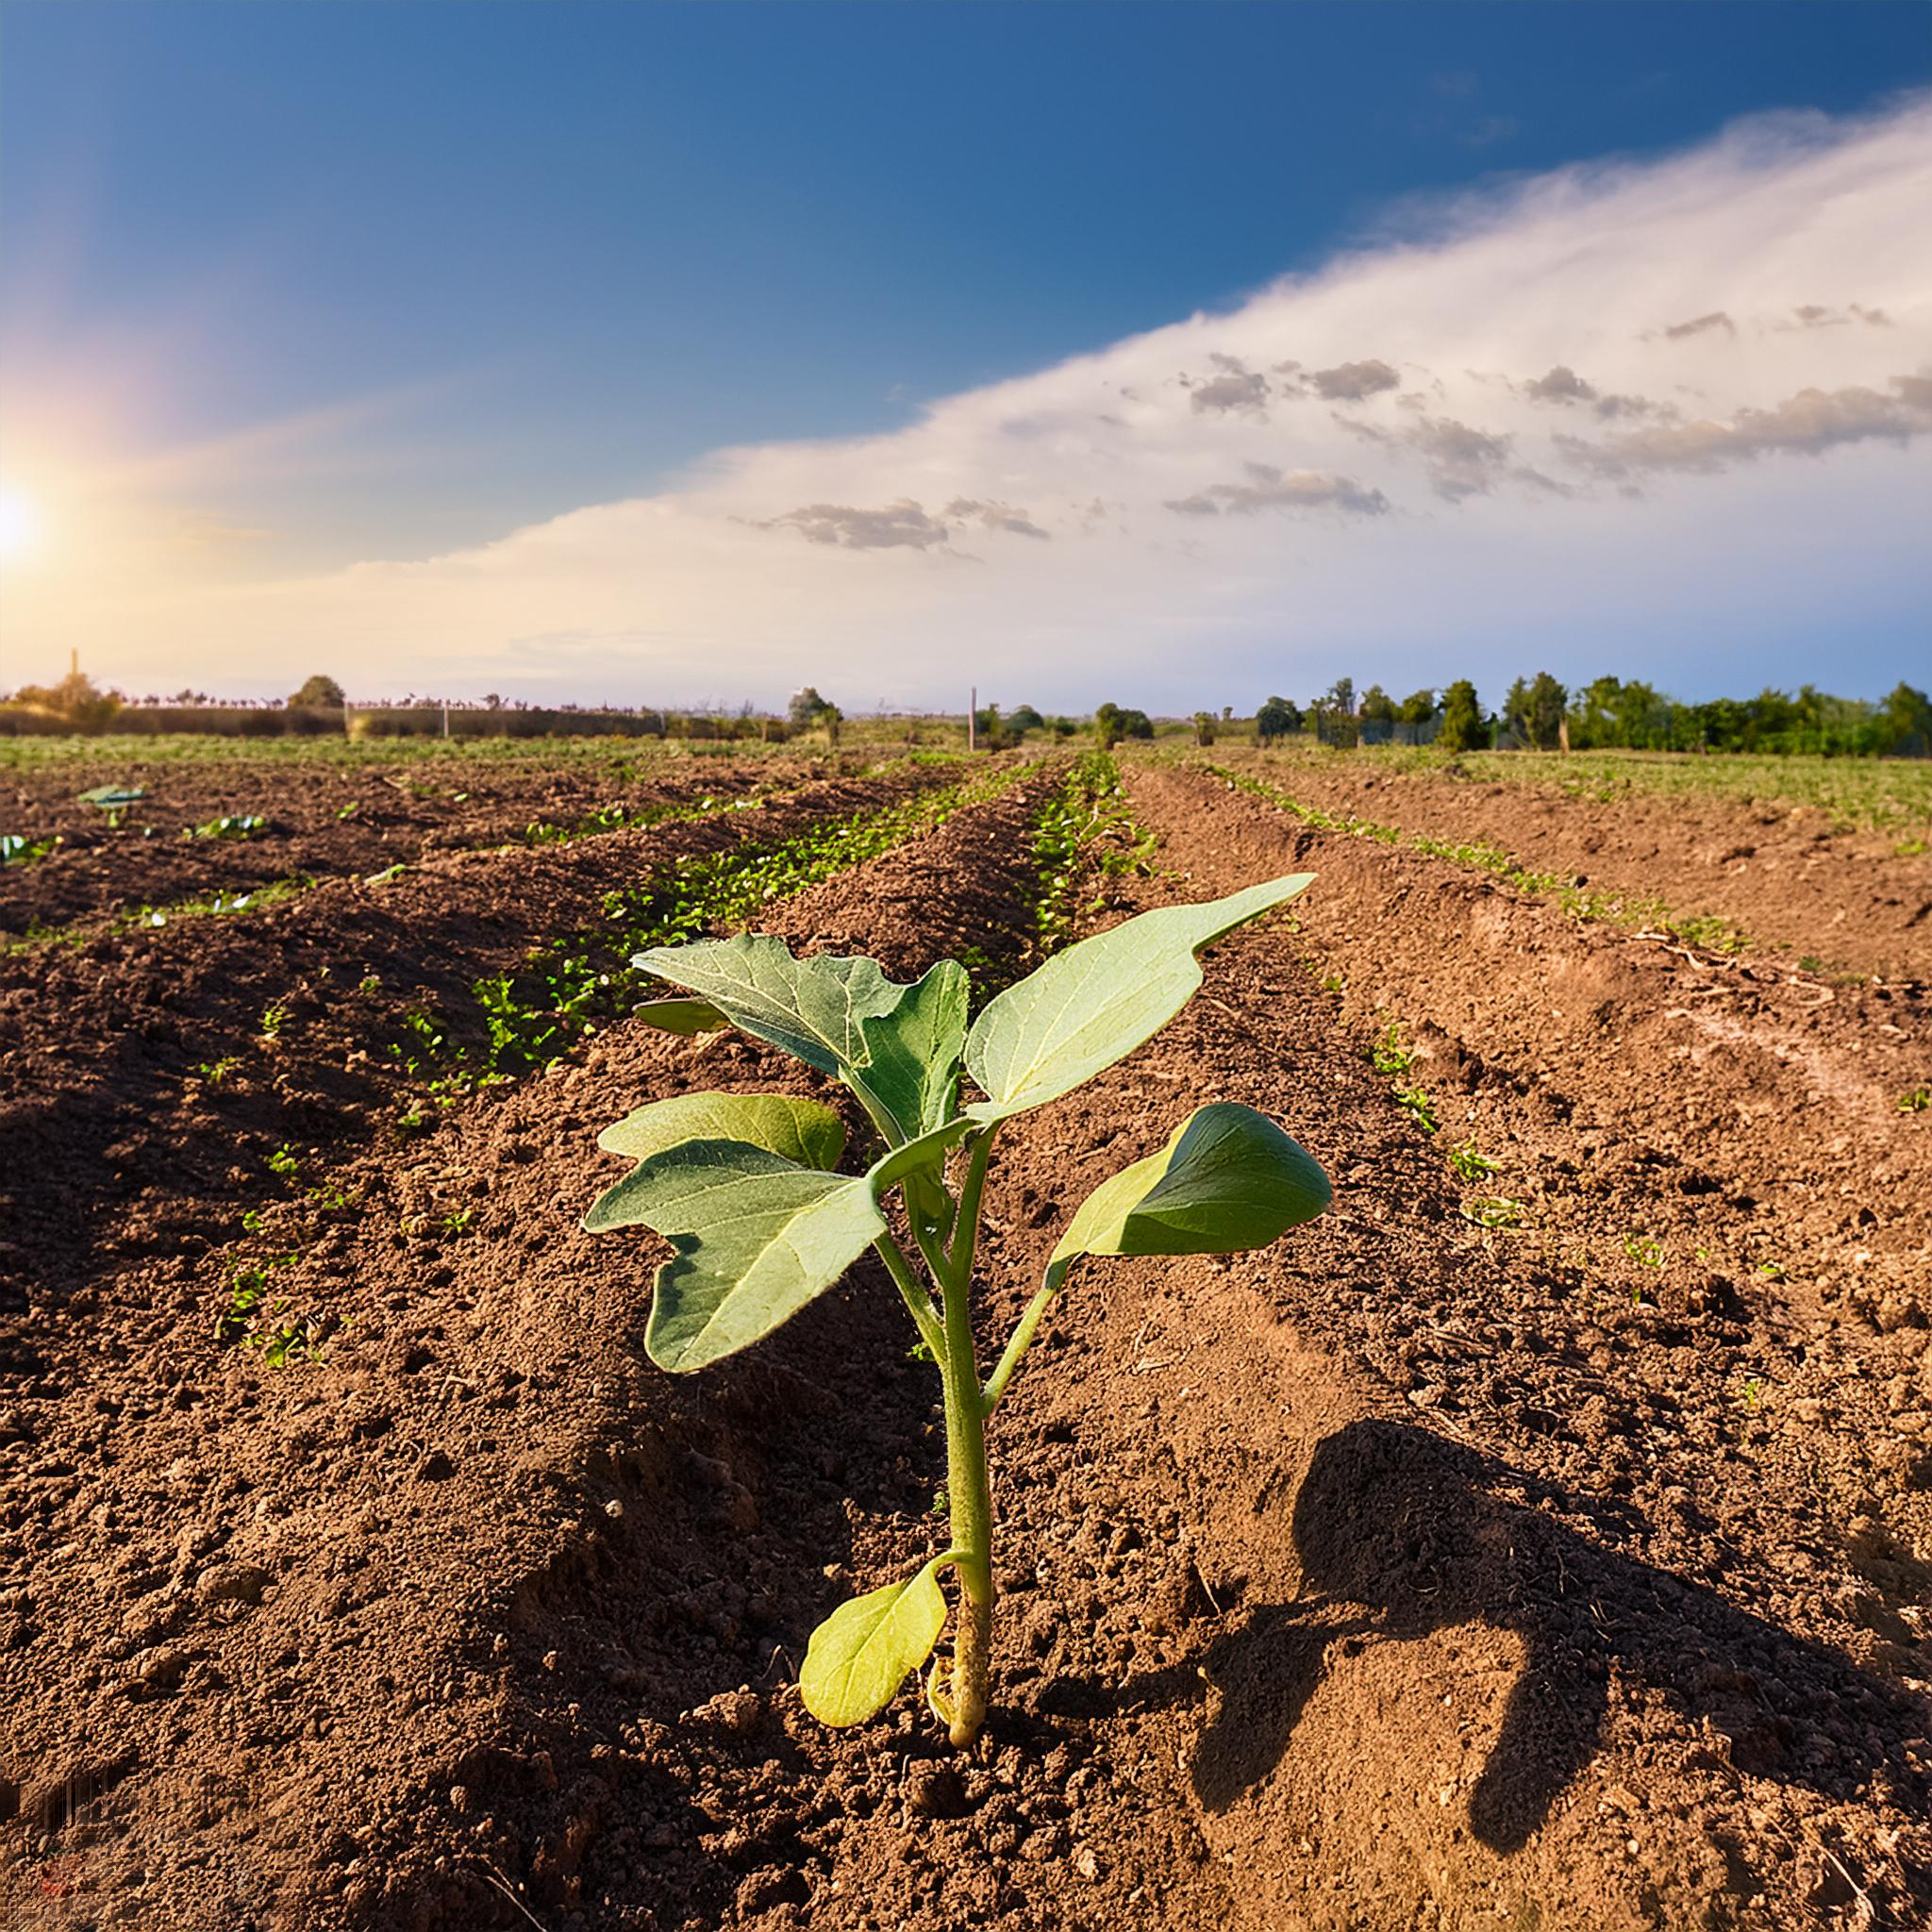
[
  {"left": 1210, "top": 746, "right": 1932, "bottom": 983},
  {"left": 3, "top": 750, "right": 1928, "bottom": 1932},
  {"left": 0, "top": 763, "right": 953, "bottom": 1313},
  {"left": 0, "top": 749, "right": 826, "bottom": 936}
]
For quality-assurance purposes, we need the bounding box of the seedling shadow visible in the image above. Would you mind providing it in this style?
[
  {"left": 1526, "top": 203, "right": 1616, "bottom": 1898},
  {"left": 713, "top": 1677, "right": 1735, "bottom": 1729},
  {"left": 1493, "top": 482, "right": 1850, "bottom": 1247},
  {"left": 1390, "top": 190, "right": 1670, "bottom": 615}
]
[{"left": 1058, "top": 1419, "right": 1930, "bottom": 1855}]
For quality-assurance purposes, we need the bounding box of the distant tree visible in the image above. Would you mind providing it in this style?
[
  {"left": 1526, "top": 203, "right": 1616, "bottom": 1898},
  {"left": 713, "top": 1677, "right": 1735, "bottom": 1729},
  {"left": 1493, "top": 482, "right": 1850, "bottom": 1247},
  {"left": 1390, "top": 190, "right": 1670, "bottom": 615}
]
[
  {"left": 788, "top": 686, "right": 836, "bottom": 729},
  {"left": 1397, "top": 689, "right": 1436, "bottom": 725},
  {"left": 290, "top": 674, "right": 346, "bottom": 708},
  {"left": 483, "top": 691, "right": 504, "bottom": 711},
  {"left": 974, "top": 704, "right": 1007, "bottom": 749},
  {"left": 1357, "top": 684, "right": 1395, "bottom": 725},
  {"left": 1220, "top": 705, "right": 1233, "bottom": 724},
  {"left": 1881, "top": 682, "right": 1932, "bottom": 757},
  {"left": 9, "top": 669, "right": 121, "bottom": 732},
  {"left": 1093, "top": 702, "right": 1153, "bottom": 749},
  {"left": 1324, "top": 676, "right": 1356, "bottom": 718},
  {"left": 1048, "top": 715, "right": 1078, "bottom": 741},
  {"left": 1438, "top": 679, "right": 1488, "bottom": 754},
  {"left": 1256, "top": 696, "right": 1301, "bottom": 743},
  {"left": 1008, "top": 704, "right": 1045, "bottom": 737},
  {"left": 1192, "top": 711, "right": 1217, "bottom": 746},
  {"left": 1499, "top": 677, "right": 1531, "bottom": 745},
  {"left": 1525, "top": 672, "right": 1568, "bottom": 750}
]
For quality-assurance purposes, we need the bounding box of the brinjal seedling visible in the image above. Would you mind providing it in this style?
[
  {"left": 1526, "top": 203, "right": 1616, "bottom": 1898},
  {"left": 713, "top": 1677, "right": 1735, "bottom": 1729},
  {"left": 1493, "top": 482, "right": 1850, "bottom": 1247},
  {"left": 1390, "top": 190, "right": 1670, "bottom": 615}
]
[{"left": 583, "top": 874, "right": 1331, "bottom": 1746}]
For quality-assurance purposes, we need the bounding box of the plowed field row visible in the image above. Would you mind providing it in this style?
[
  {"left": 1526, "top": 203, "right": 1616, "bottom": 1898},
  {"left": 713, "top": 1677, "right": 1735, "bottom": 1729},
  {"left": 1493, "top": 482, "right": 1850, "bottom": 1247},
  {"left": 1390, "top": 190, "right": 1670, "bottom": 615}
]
[{"left": 1, "top": 750, "right": 1926, "bottom": 1932}]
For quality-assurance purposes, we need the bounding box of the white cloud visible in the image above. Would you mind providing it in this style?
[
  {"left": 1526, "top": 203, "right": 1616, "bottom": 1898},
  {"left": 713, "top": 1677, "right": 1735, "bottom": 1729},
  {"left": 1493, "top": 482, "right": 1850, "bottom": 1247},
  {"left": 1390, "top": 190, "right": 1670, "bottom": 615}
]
[{"left": 19, "top": 95, "right": 1932, "bottom": 709}]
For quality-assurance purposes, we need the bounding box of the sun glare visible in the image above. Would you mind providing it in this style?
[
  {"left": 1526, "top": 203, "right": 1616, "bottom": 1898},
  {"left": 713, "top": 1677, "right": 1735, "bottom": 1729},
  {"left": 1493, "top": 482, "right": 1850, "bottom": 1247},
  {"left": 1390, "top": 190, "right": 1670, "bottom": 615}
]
[{"left": 0, "top": 487, "right": 43, "bottom": 565}]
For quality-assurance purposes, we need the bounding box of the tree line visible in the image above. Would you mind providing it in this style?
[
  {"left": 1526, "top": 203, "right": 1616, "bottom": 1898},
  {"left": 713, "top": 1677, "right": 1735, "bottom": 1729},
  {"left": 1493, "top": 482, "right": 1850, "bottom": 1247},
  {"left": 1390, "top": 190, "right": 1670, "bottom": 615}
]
[{"left": 1255, "top": 675, "right": 1932, "bottom": 758}]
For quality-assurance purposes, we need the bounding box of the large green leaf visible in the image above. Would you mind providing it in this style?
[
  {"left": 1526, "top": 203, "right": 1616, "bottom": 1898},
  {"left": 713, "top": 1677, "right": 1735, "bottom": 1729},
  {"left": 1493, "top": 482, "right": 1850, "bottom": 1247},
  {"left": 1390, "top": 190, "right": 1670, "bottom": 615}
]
[
  {"left": 595, "top": 1091, "right": 846, "bottom": 1171},
  {"left": 1052, "top": 1102, "right": 1330, "bottom": 1264},
  {"left": 853, "top": 958, "right": 970, "bottom": 1140},
  {"left": 633, "top": 934, "right": 898, "bottom": 1074},
  {"left": 632, "top": 934, "right": 966, "bottom": 1144},
  {"left": 963, "top": 874, "right": 1314, "bottom": 1123},
  {"left": 584, "top": 1140, "right": 886, "bottom": 1371},
  {"left": 799, "top": 1559, "right": 948, "bottom": 1726}
]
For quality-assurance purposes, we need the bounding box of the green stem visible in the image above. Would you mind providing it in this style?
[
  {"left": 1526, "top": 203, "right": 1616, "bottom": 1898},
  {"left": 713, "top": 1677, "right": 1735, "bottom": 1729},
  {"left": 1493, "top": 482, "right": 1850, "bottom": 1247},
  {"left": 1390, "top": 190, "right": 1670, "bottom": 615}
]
[
  {"left": 937, "top": 1125, "right": 997, "bottom": 1746},
  {"left": 980, "top": 1257, "right": 1071, "bottom": 1416},
  {"left": 874, "top": 1228, "right": 943, "bottom": 1357}
]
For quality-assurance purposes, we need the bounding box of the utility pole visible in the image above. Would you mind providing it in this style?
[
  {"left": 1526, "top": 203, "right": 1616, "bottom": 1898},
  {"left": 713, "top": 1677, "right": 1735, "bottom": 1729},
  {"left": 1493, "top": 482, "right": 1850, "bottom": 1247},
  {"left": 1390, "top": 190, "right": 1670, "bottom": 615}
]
[
  {"left": 441, "top": 699, "right": 450, "bottom": 741},
  {"left": 968, "top": 686, "right": 976, "bottom": 754}
]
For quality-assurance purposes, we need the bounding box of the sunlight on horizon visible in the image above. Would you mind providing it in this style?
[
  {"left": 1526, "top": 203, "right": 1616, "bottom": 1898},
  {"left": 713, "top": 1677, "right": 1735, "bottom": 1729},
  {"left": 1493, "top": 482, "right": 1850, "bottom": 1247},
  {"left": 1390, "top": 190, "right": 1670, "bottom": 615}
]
[{"left": 0, "top": 485, "right": 46, "bottom": 567}]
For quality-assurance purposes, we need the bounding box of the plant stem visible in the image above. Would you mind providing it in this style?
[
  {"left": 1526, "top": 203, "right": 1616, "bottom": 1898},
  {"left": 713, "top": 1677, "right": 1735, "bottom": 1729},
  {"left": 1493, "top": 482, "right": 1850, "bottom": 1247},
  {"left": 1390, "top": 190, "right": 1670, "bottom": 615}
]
[
  {"left": 940, "top": 1289, "right": 992, "bottom": 1745},
  {"left": 874, "top": 1228, "right": 943, "bottom": 1357},
  {"left": 980, "top": 1257, "right": 1070, "bottom": 1415},
  {"left": 938, "top": 1128, "right": 997, "bottom": 1746}
]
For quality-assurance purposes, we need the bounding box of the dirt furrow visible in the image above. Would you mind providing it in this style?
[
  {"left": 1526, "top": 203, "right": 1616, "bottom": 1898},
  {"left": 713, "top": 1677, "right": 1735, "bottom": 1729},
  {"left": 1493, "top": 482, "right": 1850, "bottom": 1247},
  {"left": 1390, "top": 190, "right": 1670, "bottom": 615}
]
[
  {"left": 7, "top": 756, "right": 1927, "bottom": 1932},
  {"left": 0, "top": 762, "right": 965, "bottom": 1314},
  {"left": 0, "top": 751, "right": 822, "bottom": 936},
  {"left": 0, "top": 766, "right": 1084, "bottom": 1932},
  {"left": 1206, "top": 746, "right": 1932, "bottom": 982}
]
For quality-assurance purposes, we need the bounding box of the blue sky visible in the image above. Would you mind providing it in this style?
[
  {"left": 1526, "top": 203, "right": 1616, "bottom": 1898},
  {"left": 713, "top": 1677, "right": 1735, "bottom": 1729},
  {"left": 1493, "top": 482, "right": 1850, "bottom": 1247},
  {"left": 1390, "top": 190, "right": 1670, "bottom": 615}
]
[{"left": 2, "top": 3, "right": 1928, "bottom": 708}]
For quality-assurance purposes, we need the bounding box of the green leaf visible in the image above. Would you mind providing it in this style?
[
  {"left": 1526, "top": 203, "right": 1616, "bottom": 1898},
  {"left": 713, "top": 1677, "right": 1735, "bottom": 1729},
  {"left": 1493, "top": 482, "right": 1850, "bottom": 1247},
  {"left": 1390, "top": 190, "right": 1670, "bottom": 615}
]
[
  {"left": 595, "top": 1091, "right": 846, "bottom": 1171},
  {"left": 799, "top": 1559, "right": 948, "bottom": 1726},
  {"left": 633, "top": 997, "right": 730, "bottom": 1036},
  {"left": 852, "top": 958, "right": 969, "bottom": 1140},
  {"left": 633, "top": 934, "right": 897, "bottom": 1074},
  {"left": 1052, "top": 1102, "right": 1330, "bottom": 1264},
  {"left": 633, "top": 934, "right": 967, "bottom": 1143},
  {"left": 585, "top": 1140, "right": 886, "bottom": 1370},
  {"left": 964, "top": 874, "right": 1314, "bottom": 1123}
]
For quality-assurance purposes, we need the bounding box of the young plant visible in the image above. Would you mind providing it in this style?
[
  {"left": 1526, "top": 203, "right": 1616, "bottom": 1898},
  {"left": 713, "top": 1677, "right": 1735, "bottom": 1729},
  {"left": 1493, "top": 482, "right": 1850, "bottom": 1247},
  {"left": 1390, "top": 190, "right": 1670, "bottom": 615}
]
[{"left": 583, "top": 874, "right": 1330, "bottom": 1746}]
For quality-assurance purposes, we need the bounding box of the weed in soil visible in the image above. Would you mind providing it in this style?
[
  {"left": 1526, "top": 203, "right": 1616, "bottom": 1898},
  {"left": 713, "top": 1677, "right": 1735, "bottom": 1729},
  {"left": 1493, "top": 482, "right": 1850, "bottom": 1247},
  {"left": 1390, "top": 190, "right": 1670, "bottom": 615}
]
[{"left": 586, "top": 874, "right": 1329, "bottom": 1745}]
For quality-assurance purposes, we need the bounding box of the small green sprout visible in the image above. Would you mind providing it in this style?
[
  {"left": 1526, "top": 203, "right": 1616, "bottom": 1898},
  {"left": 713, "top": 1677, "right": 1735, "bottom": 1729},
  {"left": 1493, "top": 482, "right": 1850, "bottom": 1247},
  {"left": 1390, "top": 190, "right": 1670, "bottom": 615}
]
[
  {"left": 1623, "top": 1231, "right": 1664, "bottom": 1270},
  {"left": 260, "top": 1000, "right": 291, "bottom": 1038},
  {"left": 80, "top": 784, "right": 143, "bottom": 829},
  {"left": 188, "top": 813, "right": 267, "bottom": 841},
  {"left": 1, "top": 832, "right": 58, "bottom": 867},
  {"left": 1369, "top": 1024, "right": 1415, "bottom": 1077},
  {"left": 1461, "top": 1195, "right": 1525, "bottom": 1229},
  {"left": 1898, "top": 1086, "right": 1931, "bottom": 1115},
  {"left": 266, "top": 1143, "right": 299, "bottom": 1178},
  {"left": 196, "top": 1055, "right": 242, "bottom": 1086},
  {"left": 583, "top": 875, "right": 1330, "bottom": 1746},
  {"left": 1447, "top": 1141, "right": 1500, "bottom": 1184}
]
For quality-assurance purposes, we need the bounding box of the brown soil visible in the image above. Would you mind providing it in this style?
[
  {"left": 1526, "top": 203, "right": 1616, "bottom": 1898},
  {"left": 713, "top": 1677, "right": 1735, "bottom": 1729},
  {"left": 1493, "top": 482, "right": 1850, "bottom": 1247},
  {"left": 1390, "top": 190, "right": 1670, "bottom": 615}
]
[
  {"left": 0, "top": 762, "right": 950, "bottom": 1305},
  {"left": 0, "top": 751, "right": 833, "bottom": 937},
  {"left": 1211, "top": 747, "right": 1932, "bottom": 982},
  {"left": 3, "top": 751, "right": 1928, "bottom": 1932}
]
